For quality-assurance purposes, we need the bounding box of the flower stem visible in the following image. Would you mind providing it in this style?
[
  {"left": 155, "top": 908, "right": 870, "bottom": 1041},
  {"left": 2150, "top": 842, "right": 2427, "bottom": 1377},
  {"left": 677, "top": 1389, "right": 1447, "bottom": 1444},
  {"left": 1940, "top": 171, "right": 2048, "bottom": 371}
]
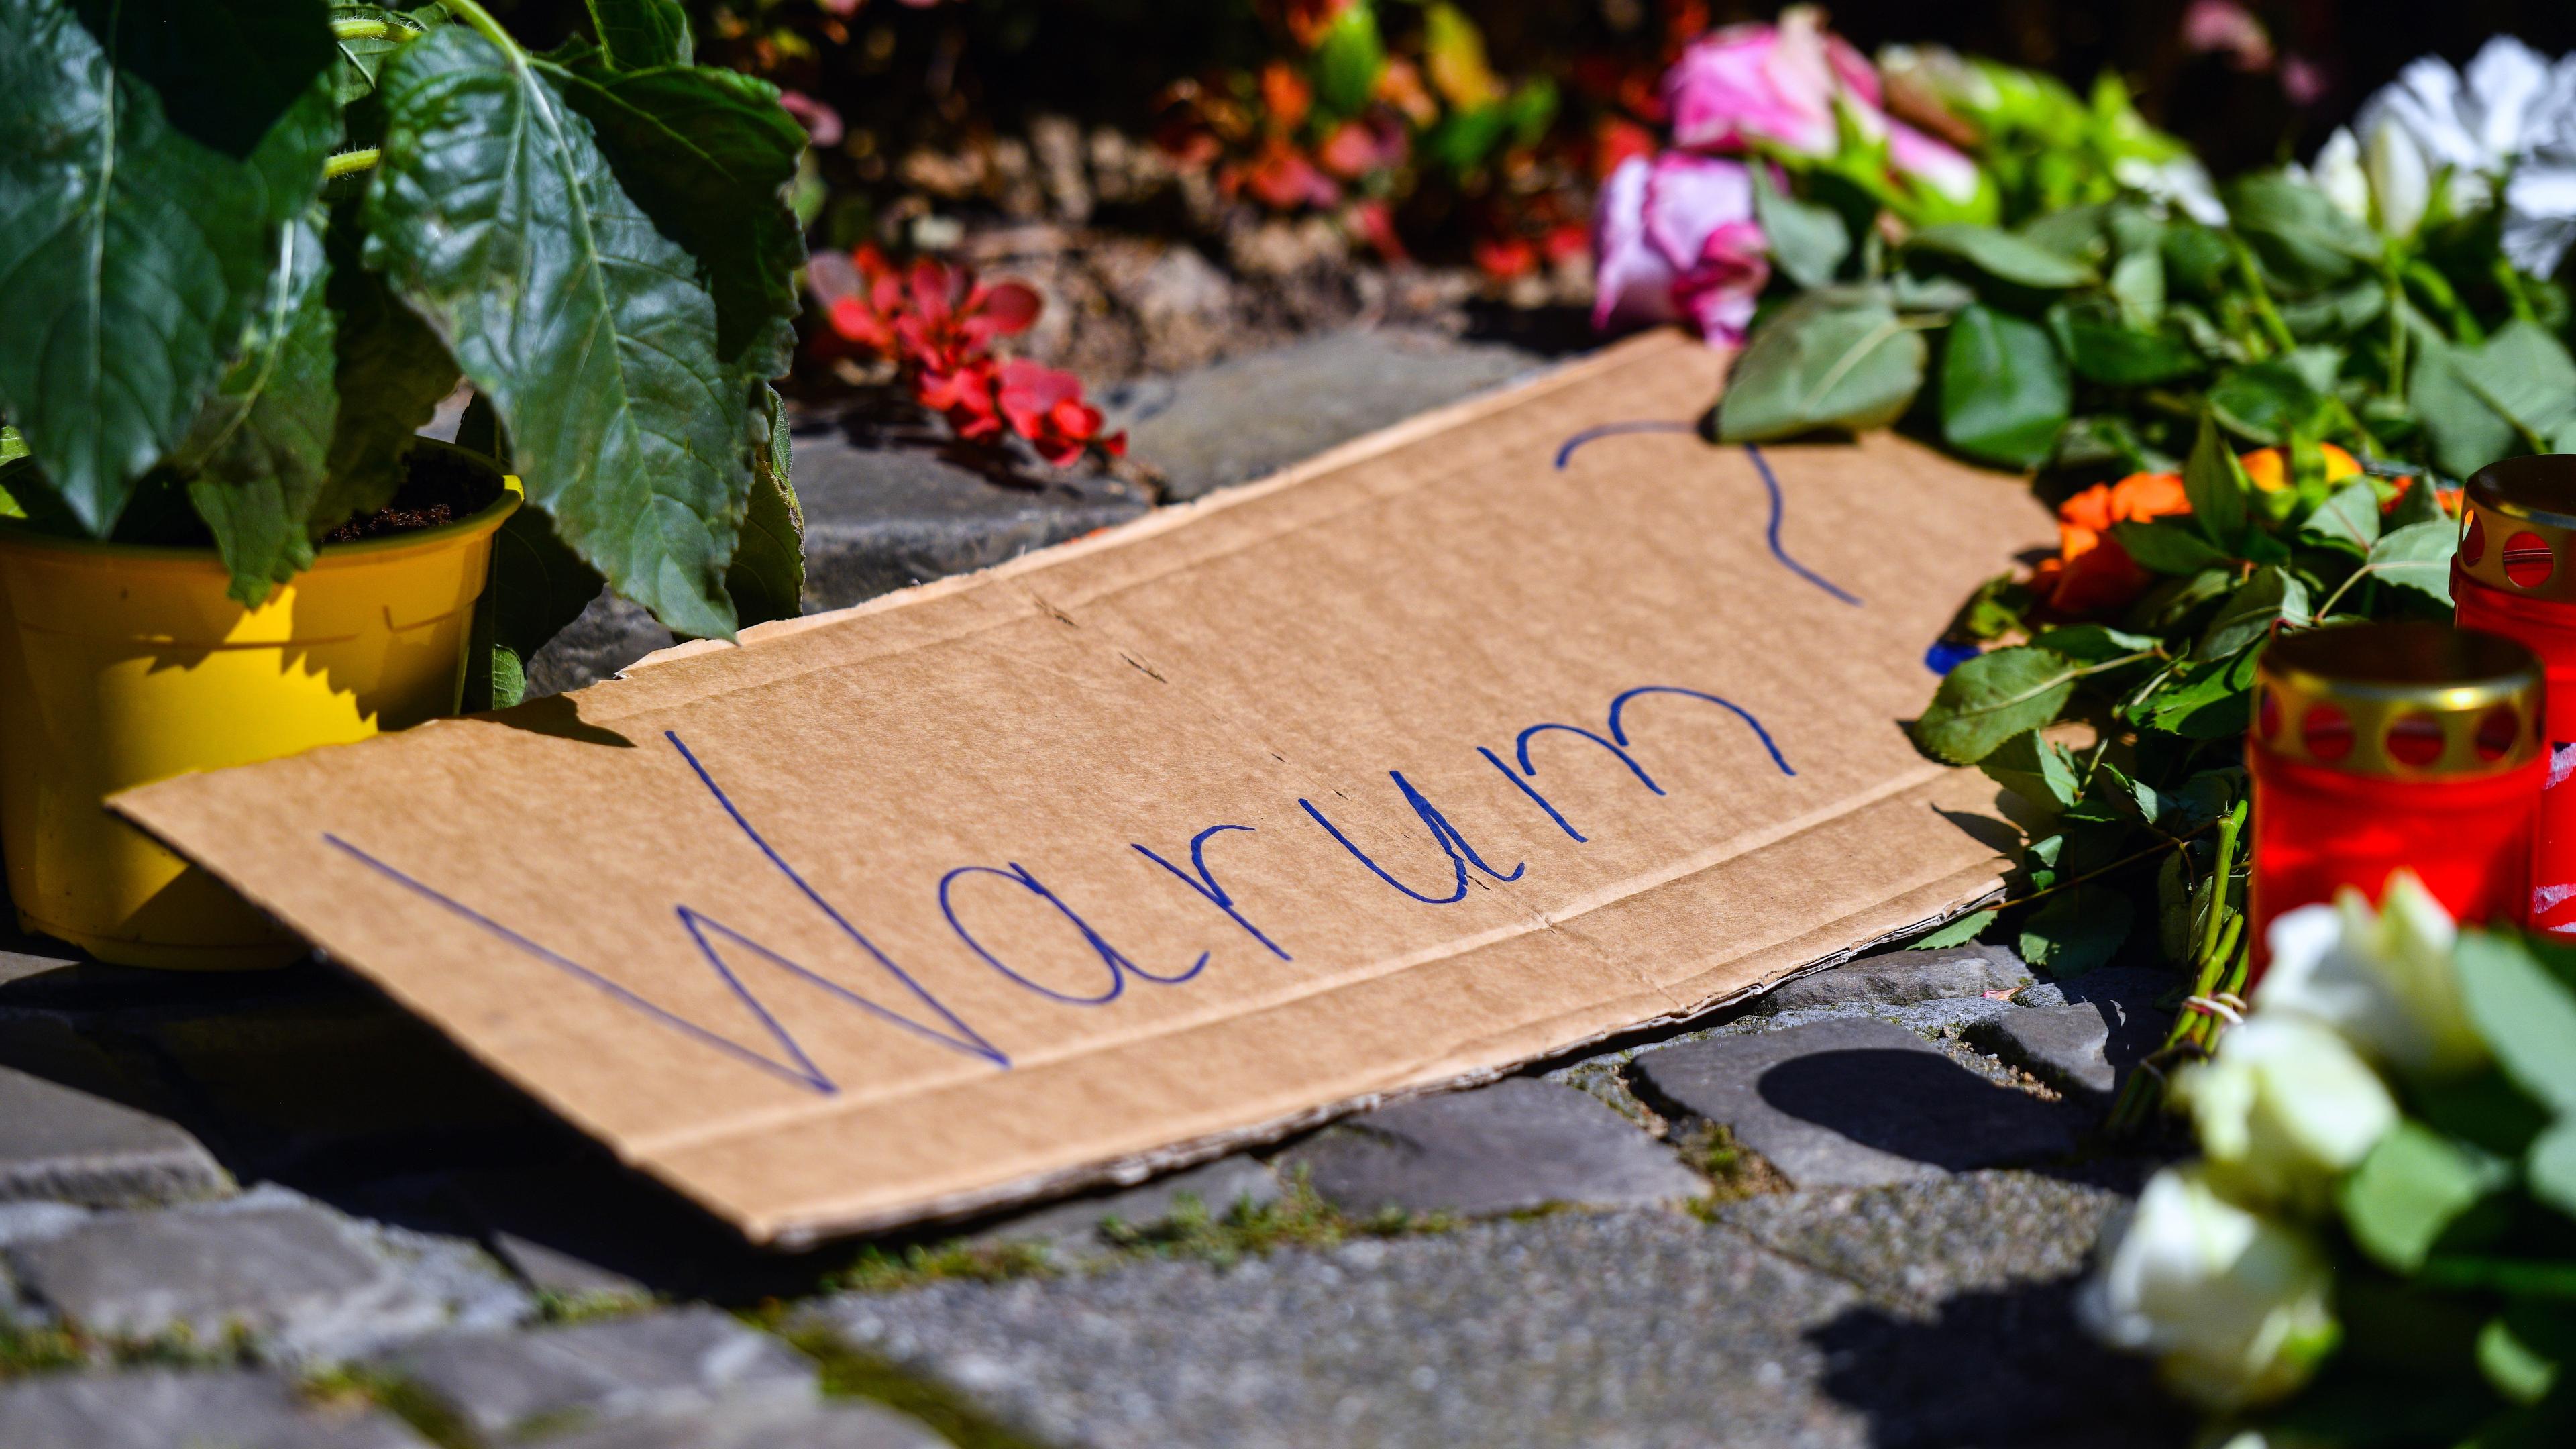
[
  {"left": 2226, "top": 239, "right": 2297, "bottom": 357},
  {"left": 434, "top": 0, "right": 519, "bottom": 58}
]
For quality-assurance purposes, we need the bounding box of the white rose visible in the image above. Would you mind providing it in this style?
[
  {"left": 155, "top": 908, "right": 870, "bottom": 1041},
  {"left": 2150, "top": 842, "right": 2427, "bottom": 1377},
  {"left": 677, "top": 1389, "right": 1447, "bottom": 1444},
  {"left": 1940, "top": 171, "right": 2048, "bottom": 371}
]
[
  {"left": 2082, "top": 1166, "right": 2340, "bottom": 1411},
  {"left": 2255, "top": 871, "right": 2485, "bottom": 1079},
  {"left": 2310, "top": 127, "right": 2370, "bottom": 223},
  {"left": 2177, "top": 1015, "right": 2399, "bottom": 1214}
]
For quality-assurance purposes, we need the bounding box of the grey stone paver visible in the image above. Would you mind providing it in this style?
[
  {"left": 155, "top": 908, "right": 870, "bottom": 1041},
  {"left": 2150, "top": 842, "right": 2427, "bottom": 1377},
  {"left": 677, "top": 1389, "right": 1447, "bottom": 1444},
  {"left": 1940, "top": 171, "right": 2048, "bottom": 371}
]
[
  {"left": 814, "top": 1211, "right": 1876, "bottom": 1449},
  {"left": 490, "top": 1230, "right": 655, "bottom": 1306},
  {"left": 1988, "top": 966, "right": 2176, "bottom": 1104},
  {"left": 1751, "top": 945, "right": 2029, "bottom": 1015},
  {"left": 1102, "top": 327, "right": 1544, "bottom": 501},
  {"left": 373, "top": 1306, "right": 815, "bottom": 1439},
  {"left": 1281, "top": 1078, "right": 1703, "bottom": 1217},
  {"left": 973, "top": 1155, "right": 1279, "bottom": 1260},
  {"left": 1632, "top": 1018, "right": 2084, "bottom": 1189},
  {"left": 1717, "top": 1171, "right": 2133, "bottom": 1309},
  {"left": 1973, "top": 1004, "right": 2121, "bottom": 1099},
  {"left": 0, "top": 1016, "right": 229, "bottom": 1207},
  {"left": 0, "top": 1067, "right": 226, "bottom": 1210},
  {"left": 0, "top": 1368, "right": 429, "bottom": 1449},
  {"left": 4, "top": 1187, "right": 529, "bottom": 1360},
  {"left": 535, "top": 1395, "right": 952, "bottom": 1449}
]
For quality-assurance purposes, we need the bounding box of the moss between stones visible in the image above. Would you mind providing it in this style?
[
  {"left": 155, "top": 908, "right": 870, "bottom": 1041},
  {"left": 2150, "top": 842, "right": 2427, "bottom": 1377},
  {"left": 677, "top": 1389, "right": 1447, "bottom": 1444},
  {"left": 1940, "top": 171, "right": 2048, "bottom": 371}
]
[
  {"left": 1673, "top": 1121, "right": 1793, "bottom": 1219},
  {"left": 0, "top": 1318, "right": 256, "bottom": 1381},
  {"left": 300, "top": 1365, "right": 479, "bottom": 1449},
  {"left": 780, "top": 1325, "right": 1056, "bottom": 1449},
  {"left": 825, "top": 1169, "right": 1459, "bottom": 1294}
]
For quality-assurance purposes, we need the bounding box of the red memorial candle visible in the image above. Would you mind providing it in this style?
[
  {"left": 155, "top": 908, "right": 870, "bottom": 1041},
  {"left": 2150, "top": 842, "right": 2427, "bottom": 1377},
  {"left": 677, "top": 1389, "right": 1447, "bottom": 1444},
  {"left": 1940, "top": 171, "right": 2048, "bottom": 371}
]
[
  {"left": 2452, "top": 455, "right": 2576, "bottom": 936},
  {"left": 2248, "top": 622, "right": 2544, "bottom": 979}
]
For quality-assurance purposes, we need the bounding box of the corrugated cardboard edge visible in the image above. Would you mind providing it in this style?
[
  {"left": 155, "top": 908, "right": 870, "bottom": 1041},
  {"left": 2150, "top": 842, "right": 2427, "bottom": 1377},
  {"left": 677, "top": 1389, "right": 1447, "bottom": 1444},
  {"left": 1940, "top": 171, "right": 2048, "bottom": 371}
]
[{"left": 117, "top": 329, "right": 2017, "bottom": 1247}]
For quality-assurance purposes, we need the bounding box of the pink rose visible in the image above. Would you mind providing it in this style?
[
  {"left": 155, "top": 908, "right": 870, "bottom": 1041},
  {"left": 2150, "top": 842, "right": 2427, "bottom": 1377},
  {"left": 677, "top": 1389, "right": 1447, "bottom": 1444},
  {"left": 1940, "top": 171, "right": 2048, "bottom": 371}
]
[
  {"left": 1662, "top": 5, "right": 1878, "bottom": 158},
  {"left": 1888, "top": 121, "right": 1981, "bottom": 203},
  {"left": 1592, "top": 152, "right": 1772, "bottom": 346}
]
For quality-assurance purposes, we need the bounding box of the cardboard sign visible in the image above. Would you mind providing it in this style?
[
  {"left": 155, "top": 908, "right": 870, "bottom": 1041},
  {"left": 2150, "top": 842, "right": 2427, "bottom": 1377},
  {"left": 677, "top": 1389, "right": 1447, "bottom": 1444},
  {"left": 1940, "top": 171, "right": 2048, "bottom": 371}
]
[{"left": 119, "top": 331, "right": 2051, "bottom": 1246}]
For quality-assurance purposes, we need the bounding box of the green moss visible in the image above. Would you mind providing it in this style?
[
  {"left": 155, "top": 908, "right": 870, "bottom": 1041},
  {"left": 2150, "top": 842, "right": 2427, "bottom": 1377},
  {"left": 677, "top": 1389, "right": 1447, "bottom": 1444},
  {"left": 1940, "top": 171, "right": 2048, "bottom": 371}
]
[
  {"left": 532, "top": 1285, "right": 658, "bottom": 1326},
  {"left": 1674, "top": 1120, "right": 1790, "bottom": 1218},
  {"left": 1, "top": 1318, "right": 256, "bottom": 1381},
  {"left": 0, "top": 1321, "right": 85, "bottom": 1380},
  {"left": 782, "top": 1325, "right": 1055, "bottom": 1449},
  {"left": 831, "top": 1238, "right": 1059, "bottom": 1294},
  {"left": 301, "top": 1365, "right": 480, "bottom": 1449},
  {"left": 1098, "top": 1171, "right": 1454, "bottom": 1267}
]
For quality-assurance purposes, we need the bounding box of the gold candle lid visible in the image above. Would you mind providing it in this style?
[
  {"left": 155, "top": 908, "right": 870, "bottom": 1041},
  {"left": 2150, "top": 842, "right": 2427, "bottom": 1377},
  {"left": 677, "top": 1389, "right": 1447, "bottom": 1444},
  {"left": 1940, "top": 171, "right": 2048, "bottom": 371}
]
[
  {"left": 2462, "top": 455, "right": 2576, "bottom": 603},
  {"left": 2255, "top": 622, "right": 2544, "bottom": 779}
]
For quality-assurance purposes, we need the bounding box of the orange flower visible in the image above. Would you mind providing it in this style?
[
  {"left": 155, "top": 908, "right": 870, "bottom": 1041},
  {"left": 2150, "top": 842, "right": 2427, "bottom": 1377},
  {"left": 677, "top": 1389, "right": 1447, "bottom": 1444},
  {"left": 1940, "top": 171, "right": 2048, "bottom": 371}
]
[
  {"left": 2030, "top": 471, "right": 2191, "bottom": 617},
  {"left": 2237, "top": 443, "right": 2361, "bottom": 492}
]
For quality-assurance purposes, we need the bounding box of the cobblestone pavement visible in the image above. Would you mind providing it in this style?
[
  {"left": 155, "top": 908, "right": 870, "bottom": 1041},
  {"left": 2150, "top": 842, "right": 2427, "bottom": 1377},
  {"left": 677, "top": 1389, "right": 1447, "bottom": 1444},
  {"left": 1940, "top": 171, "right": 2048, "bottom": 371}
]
[{"left": 2, "top": 331, "right": 2190, "bottom": 1447}]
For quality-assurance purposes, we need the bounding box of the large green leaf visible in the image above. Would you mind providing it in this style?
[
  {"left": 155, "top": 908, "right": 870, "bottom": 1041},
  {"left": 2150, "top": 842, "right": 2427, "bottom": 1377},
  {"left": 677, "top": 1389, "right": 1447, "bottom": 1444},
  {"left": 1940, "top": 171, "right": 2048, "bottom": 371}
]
[
  {"left": 474, "top": 503, "right": 607, "bottom": 712},
  {"left": 2296, "top": 480, "right": 2382, "bottom": 555},
  {"left": 2339, "top": 1122, "right": 2512, "bottom": 1273},
  {"left": 1939, "top": 304, "right": 2068, "bottom": 468},
  {"left": 1716, "top": 289, "right": 1927, "bottom": 443},
  {"left": 2181, "top": 413, "right": 2249, "bottom": 547},
  {"left": 1309, "top": 0, "right": 1383, "bottom": 117},
  {"left": 318, "top": 199, "right": 458, "bottom": 529},
  {"left": 1752, "top": 168, "right": 1849, "bottom": 292},
  {"left": 2457, "top": 320, "right": 2576, "bottom": 447},
  {"left": 1913, "top": 646, "right": 2080, "bottom": 765},
  {"left": 1906, "top": 224, "right": 2097, "bottom": 288},
  {"left": 2226, "top": 170, "right": 2378, "bottom": 293},
  {"left": 2457, "top": 932, "right": 2576, "bottom": 1116},
  {"left": 366, "top": 23, "right": 748, "bottom": 639},
  {"left": 2019, "top": 884, "right": 2132, "bottom": 978},
  {"left": 535, "top": 46, "right": 806, "bottom": 382},
  {"left": 2412, "top": 335, "right": 2522, "bottom": 480},
  {"left": 2355, "top": 521, "right": 2459, "bottom": 607},
  {"left": 172, "top": 213, "right": 338, "bottom": 604},
  {"left": 1979, "top": 728, "right": 2078, "bottom": 812},
  {"left": 2196, "top": 567, "right": 2308, "bottom": 661},
  {"left": 586, "top": 0, "right": 691, "bottom": 68},
  {"left": 724, "top": 384, "right": 802, "bottom": 627},
  {"left": 0, "top": 0, "right": 337, "bottom": 534},
  {"left": 2112, "top": 518, "right": 2235, "bottom": 576},
  {"left": 2048, "top": 303, "right": 2201, "bottom": 386}
]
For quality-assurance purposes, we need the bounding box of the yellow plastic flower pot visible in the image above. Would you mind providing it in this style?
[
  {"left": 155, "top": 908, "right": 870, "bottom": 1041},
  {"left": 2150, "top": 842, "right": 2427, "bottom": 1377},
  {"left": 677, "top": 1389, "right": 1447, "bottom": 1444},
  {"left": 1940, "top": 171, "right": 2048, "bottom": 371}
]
[{"left": 0, "top": 447, "right": 519, "bottom": 969}]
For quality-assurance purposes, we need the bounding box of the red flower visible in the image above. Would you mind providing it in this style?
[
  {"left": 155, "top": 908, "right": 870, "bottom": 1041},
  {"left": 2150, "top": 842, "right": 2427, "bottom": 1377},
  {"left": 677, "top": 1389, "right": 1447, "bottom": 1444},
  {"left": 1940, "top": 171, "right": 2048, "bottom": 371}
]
[
  {"left": 998, "top": 361, "right": 1126, "bottom": 467},
  {"left": 806, "top": 246, "right": 1120, "bottom": 468},
  {"left": 1234, "top": 136, "right": 1339, "bottom": 210},
  {"left": 1474, "top": 236, "right": 1538, "bottom": 280}
]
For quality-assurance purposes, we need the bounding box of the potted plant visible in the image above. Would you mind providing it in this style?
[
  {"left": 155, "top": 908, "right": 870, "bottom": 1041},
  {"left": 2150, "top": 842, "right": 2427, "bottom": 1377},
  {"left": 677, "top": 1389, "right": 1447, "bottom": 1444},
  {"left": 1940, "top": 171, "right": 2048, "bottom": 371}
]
[{"left": 0, "top": 0, "right": 809, "bottom": 968}]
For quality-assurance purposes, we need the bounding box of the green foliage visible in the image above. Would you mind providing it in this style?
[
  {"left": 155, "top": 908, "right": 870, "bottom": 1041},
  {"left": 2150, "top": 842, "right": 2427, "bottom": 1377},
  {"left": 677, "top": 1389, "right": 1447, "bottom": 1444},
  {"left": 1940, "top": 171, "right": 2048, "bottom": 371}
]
[
  {"left": 0, "top": 0, "right": 808, "bottom": 651},
  {"left": 1912, "top": 646, "right": 2082, "bottom": 765},
  {"left": 174, "top": 213, "right": 341, "bottom": 604},
  {"left": 1940, "top": 303, "right": 2068, "bottom": 468},
  {"left": 1715, "top": 288, "right": 1925, "bottom": 442},
  {"left": 0, "top": 0, "right": 337, "bottom": 533}
]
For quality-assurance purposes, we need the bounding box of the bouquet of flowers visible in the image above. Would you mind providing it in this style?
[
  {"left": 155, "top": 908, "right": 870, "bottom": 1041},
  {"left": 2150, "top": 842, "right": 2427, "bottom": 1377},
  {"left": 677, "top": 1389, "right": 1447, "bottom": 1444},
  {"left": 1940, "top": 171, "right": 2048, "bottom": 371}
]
[
  {"left": 2086, "top": 875, "right": 2576, "bottom": 1445},
  {"left": 1597, "top": 11, "right": 2576, "bottom": 982}
]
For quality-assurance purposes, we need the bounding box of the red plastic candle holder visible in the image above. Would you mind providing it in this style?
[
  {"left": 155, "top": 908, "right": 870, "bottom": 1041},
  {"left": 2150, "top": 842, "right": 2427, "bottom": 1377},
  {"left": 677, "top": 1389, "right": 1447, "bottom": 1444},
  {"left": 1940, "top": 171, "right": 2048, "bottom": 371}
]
[
  {"left": 2248, "top": 622, "right": 2544, "bottom": 979},
  {"left": 2453, "top": 454, "right": 2576, "bottom": 935}
]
